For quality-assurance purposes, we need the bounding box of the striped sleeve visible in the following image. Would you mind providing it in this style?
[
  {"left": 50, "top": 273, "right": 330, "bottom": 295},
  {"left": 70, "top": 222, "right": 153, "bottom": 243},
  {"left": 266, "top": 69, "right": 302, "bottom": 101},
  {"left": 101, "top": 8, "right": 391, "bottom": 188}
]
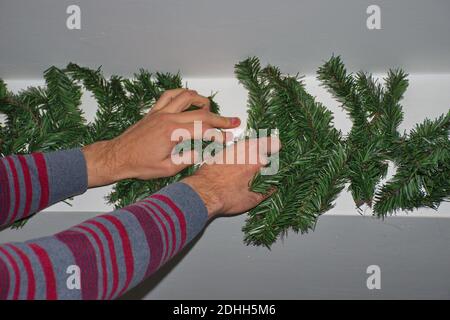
[
  {"left": 0, "top": 149, "right": 88, "bottom": 227},
  {"left": 0, "top": 182, "right": 208, "bottom": 299}
]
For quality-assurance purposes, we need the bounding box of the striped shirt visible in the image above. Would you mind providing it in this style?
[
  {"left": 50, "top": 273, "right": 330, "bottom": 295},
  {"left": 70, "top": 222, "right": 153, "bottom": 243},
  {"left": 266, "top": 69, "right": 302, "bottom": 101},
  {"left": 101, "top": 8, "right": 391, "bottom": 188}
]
[{"left": 0, "top": 148, "right": 207, "bottom": 299}]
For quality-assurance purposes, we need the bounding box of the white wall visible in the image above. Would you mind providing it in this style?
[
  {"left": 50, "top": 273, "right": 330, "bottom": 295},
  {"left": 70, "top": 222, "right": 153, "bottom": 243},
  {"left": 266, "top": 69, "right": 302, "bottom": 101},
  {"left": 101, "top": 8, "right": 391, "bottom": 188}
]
[
  {"left": 4, "top": 73, "right": 450, "bottom": 217},
  {"left": 2, "top": 0, "right": 450, "bottom": 78}
]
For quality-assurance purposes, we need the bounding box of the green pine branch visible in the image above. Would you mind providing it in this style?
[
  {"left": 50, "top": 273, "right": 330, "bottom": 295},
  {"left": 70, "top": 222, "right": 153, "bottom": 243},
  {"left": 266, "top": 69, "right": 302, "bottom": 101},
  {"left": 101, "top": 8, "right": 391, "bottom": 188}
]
[
  {"left": 374, "top": 111, "right": 450, "bottom": 215},
  {"left": 317, "top": 55, "right": 367, "bottom": 130},
  {"left": 317, "top": 56, "right": 407, "bottom": 208},
  {"left": 43, "top": 66, "right": 88, "bottom": 148},
  {"left": 235, "top": 57, "right": 272, "bottom": 130},
  {"left": 236, "top": 57, "right": 345, "bottom": 247}
]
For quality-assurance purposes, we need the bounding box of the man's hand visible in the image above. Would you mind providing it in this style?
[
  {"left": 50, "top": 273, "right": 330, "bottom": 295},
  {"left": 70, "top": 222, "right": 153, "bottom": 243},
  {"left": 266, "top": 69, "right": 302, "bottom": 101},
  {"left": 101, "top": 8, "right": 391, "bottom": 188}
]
[
  {"left": 82, "top": 89, "right": 241, "bottom": 187},
  {"left": 182, "top": 137, "right": 281, "bottom": 219}
]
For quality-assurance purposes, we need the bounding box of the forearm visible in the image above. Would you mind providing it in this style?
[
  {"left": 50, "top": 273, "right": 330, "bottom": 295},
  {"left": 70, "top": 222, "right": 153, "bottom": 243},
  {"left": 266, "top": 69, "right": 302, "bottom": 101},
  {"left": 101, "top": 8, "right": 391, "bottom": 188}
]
[
  {"left": 0, "top": 149, "right": 88, "bottom": 227},
  {"left": 0, "top": 182, "right": 207, "bottom": 299}
]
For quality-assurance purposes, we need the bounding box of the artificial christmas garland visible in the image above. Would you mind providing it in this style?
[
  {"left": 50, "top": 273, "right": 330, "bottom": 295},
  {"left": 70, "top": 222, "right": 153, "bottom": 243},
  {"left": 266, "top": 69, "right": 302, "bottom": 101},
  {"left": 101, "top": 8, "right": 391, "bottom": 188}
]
[{"left": 0, "top": 56, "right": 449, "bottom": 247}]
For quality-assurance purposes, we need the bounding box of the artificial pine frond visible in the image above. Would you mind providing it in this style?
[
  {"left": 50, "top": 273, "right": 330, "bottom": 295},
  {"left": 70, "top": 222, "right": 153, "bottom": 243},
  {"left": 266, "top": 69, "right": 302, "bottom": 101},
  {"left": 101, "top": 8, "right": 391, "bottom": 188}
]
[
  {"left": 65, "top": 63, "right": 110, "bottom": 108},
  {"left": 65, "top": 63, "right": 118, "bottom": 142},
  {"left": 235, "top": 57, "right": 272, "bottom": 130},
  {"left": 155, "top": 72, "right": 183, "bottom": 90},
  {"left": 0, "top": 85, "right": 44, "bottom": 155},
  {"left": 355, "top": 71, "right": 383, "bottom": 117},
  {"left": 237, "top": 57, "right": 345, "bottom": 247},
  {"left": 43, "top": 66, "right": 88, "bottom": 148},
  {"left": 317, "top": 56, "right": 406, "bottom": 208},
  {"left": 317, "top": 55, "right": 367, "bottom": 130},
  {"left": 374, "top": 111, "right": 450, "bottom": 215},
  {"left": 379, "top": 69, "right": 408, "bottom": 141}
]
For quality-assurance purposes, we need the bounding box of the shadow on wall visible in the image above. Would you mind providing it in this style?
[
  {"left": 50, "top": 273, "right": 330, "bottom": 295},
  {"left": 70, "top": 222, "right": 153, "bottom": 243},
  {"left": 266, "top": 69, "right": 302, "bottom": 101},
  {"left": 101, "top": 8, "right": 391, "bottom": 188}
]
[{"left": 119, "top": 223, "right": 207, "bottom": 300}]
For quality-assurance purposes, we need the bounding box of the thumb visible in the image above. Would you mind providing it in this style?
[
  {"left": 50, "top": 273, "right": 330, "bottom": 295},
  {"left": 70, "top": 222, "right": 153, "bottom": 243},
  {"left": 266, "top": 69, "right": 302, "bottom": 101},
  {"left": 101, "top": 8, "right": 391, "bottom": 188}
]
[{"left": 204, "top": 113, "right": 241, "bottom": 129}]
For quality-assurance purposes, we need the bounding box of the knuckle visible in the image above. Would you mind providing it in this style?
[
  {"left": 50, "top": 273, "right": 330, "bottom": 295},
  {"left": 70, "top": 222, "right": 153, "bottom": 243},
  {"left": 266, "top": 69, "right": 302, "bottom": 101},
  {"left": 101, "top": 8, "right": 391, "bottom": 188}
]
[
  {"left": 197, "top": 109, "right": 209, "bottom": 119},
  {"left": 160, "top": 91, "right": 169, "bottom": 98},
  {"left": 218, "top": 116, "right": 230, "bottom": 126},
  {"left": 160, "top": 90, "right": 173, "bottom": 99},
  {"left": 181, "top": 90, "right": 194, "bottom": 99},
  {"left": 201, "top": 97, "right": 211, "bottom": 107},
  {"left": 205, "top": 111, "right": 217, "bottom": 120}
]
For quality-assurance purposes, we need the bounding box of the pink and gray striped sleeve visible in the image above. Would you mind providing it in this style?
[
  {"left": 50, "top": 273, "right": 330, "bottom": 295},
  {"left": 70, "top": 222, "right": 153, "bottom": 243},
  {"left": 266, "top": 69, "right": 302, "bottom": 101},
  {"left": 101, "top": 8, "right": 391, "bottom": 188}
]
[{"left": 0, "top": 149, "right": 208, "bottom": 299}]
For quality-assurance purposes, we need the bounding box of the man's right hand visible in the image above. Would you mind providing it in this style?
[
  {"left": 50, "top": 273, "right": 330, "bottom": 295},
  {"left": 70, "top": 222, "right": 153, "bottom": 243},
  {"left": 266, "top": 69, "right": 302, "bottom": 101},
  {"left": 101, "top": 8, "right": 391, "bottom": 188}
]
[{"left": 182, "top": 137, "right": 281, "bottom": 220}]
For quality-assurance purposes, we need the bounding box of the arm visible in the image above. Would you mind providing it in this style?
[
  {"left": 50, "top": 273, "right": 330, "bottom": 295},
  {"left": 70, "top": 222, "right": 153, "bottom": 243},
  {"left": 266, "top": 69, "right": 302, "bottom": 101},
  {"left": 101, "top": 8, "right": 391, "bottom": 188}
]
[
  {"left": 0, "top": 138, "right": 279, "bottom": 300},
  {"left": 0, "top": 149, "right": 87, "bottom": 227},
  {"left": 0, "top": 178, "right": 207, "bottom": 299}
]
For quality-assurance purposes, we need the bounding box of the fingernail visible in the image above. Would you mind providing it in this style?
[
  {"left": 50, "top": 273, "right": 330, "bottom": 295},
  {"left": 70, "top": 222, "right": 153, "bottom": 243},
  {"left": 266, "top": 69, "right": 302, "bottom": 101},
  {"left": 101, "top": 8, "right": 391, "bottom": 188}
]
[{"left": 230, "top": 117, "right": 241, "bottom": 126}]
